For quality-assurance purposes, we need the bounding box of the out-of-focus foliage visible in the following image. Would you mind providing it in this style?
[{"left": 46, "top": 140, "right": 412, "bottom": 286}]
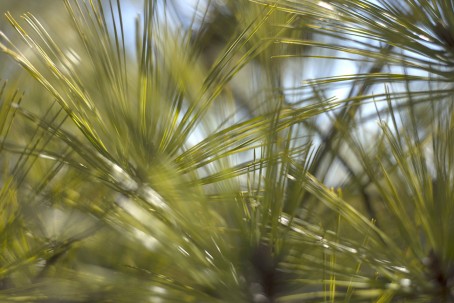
[{"left": 1, "top": 0, "right": 454, "bottom": 302}]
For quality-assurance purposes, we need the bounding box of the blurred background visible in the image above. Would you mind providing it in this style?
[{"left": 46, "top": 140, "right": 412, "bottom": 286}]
[{"left": 1, "top": 0, "right": 452, "bottom": 302}]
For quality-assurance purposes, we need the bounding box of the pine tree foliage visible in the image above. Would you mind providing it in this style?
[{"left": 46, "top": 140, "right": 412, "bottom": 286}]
[{"left": 0, "top": 0, "right": 454, "bottom": 302}]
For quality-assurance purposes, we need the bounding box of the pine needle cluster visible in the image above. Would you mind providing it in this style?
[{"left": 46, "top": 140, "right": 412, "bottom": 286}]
[{"left": 1, "top": 0, "right": 454, "bottom": 302}]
